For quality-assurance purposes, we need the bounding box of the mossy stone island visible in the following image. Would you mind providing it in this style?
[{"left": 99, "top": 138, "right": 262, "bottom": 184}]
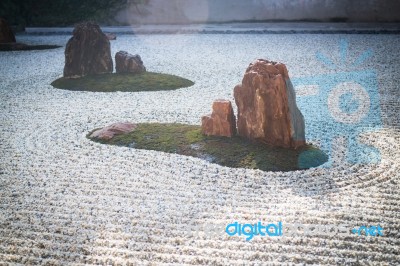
[
  {"left": 51, "top": 72, "right": 194, "bottom": 92},
  {"left": 88, "top": 123, "right": 328, "bottom": 172}
]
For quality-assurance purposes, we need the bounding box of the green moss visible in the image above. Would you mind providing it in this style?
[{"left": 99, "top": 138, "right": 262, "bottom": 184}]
[
  {"left": 185, "top": 129, "right": 204, "bottom": 143},
  {"left": 51, "top": 72, "right": 194, "bottom": 92},
  {"left": 0, "top": 43, "right": 61, "bottom": 51},
  {"left": 88, "top": 123, "right": 328, "bottom": 172}
]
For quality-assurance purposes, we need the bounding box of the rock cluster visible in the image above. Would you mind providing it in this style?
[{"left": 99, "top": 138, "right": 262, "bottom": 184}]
[
  {"left": 0, "top": 18, "right": 16, "bottom": 43},
  {"left": 201, "top": 100, "right": 236, "bottom": 137},
  {"left": 89, "top": 122, "right": 137, "bottom": 140},
  {"left": 115, "top": 51, "right": 146, "bottom": 74},
  {"left": 63, "top": 22, "right": 113, "bottom": 78},
  {"left": 63, "top": 22, "right": 146, "bottom": 78},
  {"left": 201, "top": 59, "right": 305, "bottom": 149}
]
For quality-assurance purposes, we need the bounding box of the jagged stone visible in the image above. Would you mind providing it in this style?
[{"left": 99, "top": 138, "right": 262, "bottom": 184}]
[
  {"left": 234, "top": 59, "right": 305, "bottom": 148},
  {"left": 201, "top": 99, "right": 236, "bottom": 137},
  {"left": 64, "top": 22, "right": 113, "bottom": 78}
]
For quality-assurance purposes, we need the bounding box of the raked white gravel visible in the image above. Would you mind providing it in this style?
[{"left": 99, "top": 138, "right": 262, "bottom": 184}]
[{"left": 1, "top": 33, "right": 399, "bottom": 265}]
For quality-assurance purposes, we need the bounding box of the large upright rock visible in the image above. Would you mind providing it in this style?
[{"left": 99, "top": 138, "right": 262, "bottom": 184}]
[
  {"left": 64, "top": 22, "right": 113, "bottom": 78},
  {"left": 201, "top": 99, "right": 236, "bottom": 138},
  {"left": 0, "top": 18, "right": 16, "bottom": 43},
  {"left": 115, "top": 51, "right": 146, "bottom": 74},
  {"left": 234, "top": 59, "right": 305, "bottom": 148}
]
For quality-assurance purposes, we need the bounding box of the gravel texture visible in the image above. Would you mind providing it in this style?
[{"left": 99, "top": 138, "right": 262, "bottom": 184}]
[{"left": 1, "top": 33, "right": 400, "bottom": 265}]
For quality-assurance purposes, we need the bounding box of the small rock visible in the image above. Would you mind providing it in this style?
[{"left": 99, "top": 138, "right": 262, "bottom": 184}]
[
  {"left": 105, "top": 33, "right": 117, "bottom": 40},
  {"left": 201, "top": 99, "right": 236, "bottom": 137},
  {"left": 64, "top": 22, "right": 113, "bottom": 78},
  {"left": 115, "top": 51, "right": 146, "bottom": 74},
  {"left": 0, "top": 18, "right": 16, "bottom": 43},
  {"left": 234, "top": 59, "right": 305, "bottom": 148},
  {"left": 90, "top": 122, "right": 137, "bottom": 140}
]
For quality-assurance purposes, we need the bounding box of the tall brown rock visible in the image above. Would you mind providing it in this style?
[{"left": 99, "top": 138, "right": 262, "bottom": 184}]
[
  {"left": 63, "top": 22, "right": 113, "bottom": 78},
  {"left": 201, "top": 99, "right": 236, "bottom": 138},
  {"left": 0, "top": 18, "right": 16, "bottom": 43},
  {"left": 234, "top": 59, "right": 305, "bottom": 148}
]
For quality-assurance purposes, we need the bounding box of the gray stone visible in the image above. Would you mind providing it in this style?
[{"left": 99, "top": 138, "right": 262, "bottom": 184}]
[
  {"left": 64, "top": 22, "right": 113, "bottom": 78},
  {"left": 115, "top": 51, "right": 146, "bottom": 74}
]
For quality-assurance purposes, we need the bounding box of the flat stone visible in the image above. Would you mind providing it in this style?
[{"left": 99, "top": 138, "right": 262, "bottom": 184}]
[{"left": 89, "top": 122, "right": 137, "bottom": 140}]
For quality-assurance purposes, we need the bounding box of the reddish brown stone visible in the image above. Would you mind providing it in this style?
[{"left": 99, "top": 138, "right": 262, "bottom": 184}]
[
  {"left": 0, "top": 18, "right": 16, "bottom": 43},
  {"left": 89, "top": 122, "right": 137, "bottom": 140},
  {"left": 234, "top": 59, "right": 305, "bottom": 148},
  {"left": 63, "top": 22, "right": 113, "bottom": 78},
  {"left": 201, "top": 99, "right": 236, "bottom": 137},
  {"left": 115, "top": 51, "right": 146, "bottom": 74}
]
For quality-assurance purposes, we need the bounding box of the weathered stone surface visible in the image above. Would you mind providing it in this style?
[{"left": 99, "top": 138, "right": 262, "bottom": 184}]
[
  {"left": 0, "top": 18, "right": 16, "bottom": 43},
  {"left": 115, "top": 51, "right": 146, "bottom": 74},
  {"left": 201, "top": 99, "right": 236, "bottom": 137},
  {"left": 89, "top": 122, "right": 136, "bottom": 140},
  {"left": 234, "top": 59, "right": 305, "bottom": 148},
  {"left": 64, "top": 22, "right": 113, "bottom": 78}
]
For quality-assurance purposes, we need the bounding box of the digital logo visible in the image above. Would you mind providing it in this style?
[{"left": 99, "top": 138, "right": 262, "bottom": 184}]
[{"left": 292, "top": 39, "right": 382, "bottom": 167}]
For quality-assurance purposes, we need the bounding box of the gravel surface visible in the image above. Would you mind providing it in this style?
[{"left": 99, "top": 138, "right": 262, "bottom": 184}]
[{"left": 1, "top": 33, "right": 400, "bottom": 265}]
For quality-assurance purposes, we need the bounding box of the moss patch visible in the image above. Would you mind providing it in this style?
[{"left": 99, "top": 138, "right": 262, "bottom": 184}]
[
  {"left": 88, "top": 123, "right": 328, "bottom": 172},
  {"left": 51, "top": 72, "right": 194, "bottom": 92},
  {"left": 0, "top": 43, "right": 61, "bottom": 51}
]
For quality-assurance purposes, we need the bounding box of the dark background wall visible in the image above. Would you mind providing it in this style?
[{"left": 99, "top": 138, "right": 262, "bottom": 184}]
[
  {"left": 116, "top": 0, "right": 400, "bottom": 24},
  {"left": 1, "top": 0, "right": 400, "bottom": 27}
]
